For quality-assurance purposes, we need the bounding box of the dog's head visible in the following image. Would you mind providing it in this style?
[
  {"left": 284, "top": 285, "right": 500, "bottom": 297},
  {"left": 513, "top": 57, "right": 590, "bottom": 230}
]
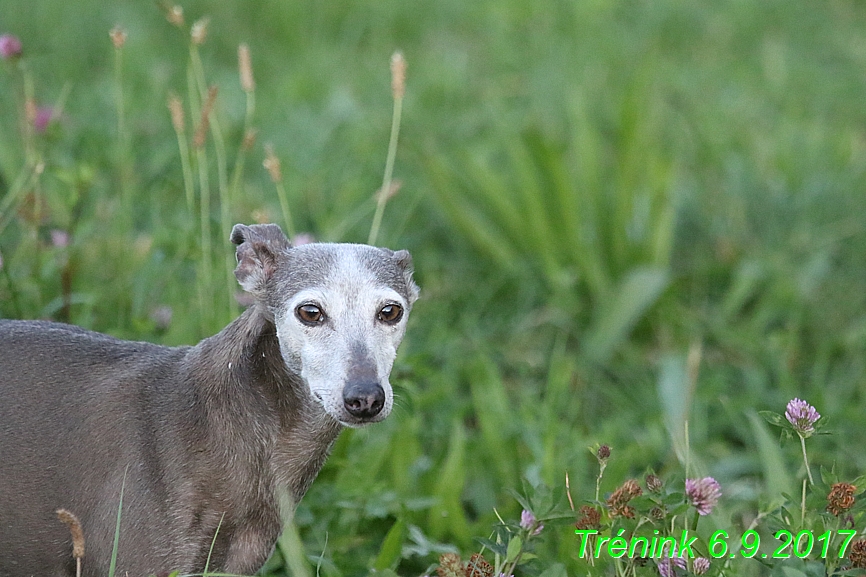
[{"left": 231, "top": 223, "right": 419, "bottom": 427}]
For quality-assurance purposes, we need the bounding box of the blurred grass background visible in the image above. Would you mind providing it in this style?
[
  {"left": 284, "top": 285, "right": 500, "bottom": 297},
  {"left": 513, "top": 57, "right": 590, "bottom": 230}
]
[{"left": 2, "top": 0, "right": 866, "bottom": 574}]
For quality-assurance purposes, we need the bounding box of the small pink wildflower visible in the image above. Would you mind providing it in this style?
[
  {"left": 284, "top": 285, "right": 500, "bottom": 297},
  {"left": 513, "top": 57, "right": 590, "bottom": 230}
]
[
  {"left": 0, "top": 34, "right": 22, "bottom": 59},
  {"left": 657, "top": 543, "right": 686, "bottom": 577},
  {"left": 785, "top": 398, "right": 820, "bottom": 437},
  {"left": 35, "top": 106, "right": 54, "bottom": 131},
  {"left": 686, "top": 477, "right": 722, "bottom": 516},
  {"left": 50, "top": 229, "right": 70, "bottom": 248},
  {"left": 34, "top": 106, "right": 54, "bottom": 133},
  {"left": 693, "top": 557, "right": 711, "bottom": 575},
  {"left": 519, "top": 509, "right": 543, "bottom": 536}
]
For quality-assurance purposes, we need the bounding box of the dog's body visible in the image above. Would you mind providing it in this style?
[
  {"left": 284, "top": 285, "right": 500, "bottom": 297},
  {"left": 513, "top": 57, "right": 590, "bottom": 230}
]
[{"left": 0, "top": 224, "right": 419, "bottom": 576}]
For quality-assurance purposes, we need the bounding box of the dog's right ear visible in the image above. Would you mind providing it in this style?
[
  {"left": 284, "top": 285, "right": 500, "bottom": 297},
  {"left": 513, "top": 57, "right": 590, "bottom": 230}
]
[
  {"left": 231, "top": 223, "right": 291, "bottom": 293},
  {"left": 392, "top": 249, "right": 420, "bottom": 305}
]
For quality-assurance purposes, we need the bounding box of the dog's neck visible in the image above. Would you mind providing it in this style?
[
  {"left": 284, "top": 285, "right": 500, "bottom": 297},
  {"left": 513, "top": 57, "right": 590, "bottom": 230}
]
[{"left": 188, "top": 305, "right": 343, "bottom": 503}]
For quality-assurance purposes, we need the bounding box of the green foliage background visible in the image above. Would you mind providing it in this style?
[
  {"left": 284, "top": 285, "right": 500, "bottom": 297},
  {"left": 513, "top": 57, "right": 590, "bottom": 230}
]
[{"left": 2, "top": 0, "right": 866, "bottom": 574}]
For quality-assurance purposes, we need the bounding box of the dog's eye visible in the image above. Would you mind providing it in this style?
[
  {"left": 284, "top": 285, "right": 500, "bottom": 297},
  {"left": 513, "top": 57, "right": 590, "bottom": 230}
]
[
  {"left": 296, "top": 304, "right": 324, "bottom": 324},
  {"left": 378, "top": 304, "right": 403, "bottom": 324}
]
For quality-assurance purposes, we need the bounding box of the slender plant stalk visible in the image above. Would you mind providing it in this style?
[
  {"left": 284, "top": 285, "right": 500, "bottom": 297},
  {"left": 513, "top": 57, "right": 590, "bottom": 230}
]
[
  {"left": 274, "top": 180, "right": 295, "bottom": 239},
  {"left": 190, "top": 45, "right": 229, "bottom": 203},
  {"left": 196, "top": 144, "right": 213, "bottom": 331},
  {"left": 264, "top": 145, "right": 296, "bottom": 239},
  {"left": 190, "top": 42, "right": 235, "bottom": 319},
  {"left": 799, "top": 434, "right": 814, "bottom": 486},
  {"left": 224, "top": 44, "right": 258, "bottom": 318},
  {"left": 168, "top": 93, "right": 196, "bottom": 214},
  {"left": 112, "top": 32, "right": 134, "bottom": 220},
  {"left": 203, "top": 513, "right": 225, "bottom": 577},
  {"left": 183, "top": 63, "right": 210, "bottom": 334},
  {"left": 595, "top": 460, "right": 606, "bottom": 504},
  {"left": 800, "top": 478, "right": 807, "bottom": 527},
  {"left": 228, "top": 44, "right": 256, "bottom": 208},
  {"left": 228, "top": 101, "right": 255, "bottom": 200},
  {"left": 367, "top": 95, "right": 402, "bottom": 245},
  {"left": 368, "top": 52, "right": 406, "bottom": 246},
  {"left": 192, "top": 84, "right": 218, "bottom": 333}
]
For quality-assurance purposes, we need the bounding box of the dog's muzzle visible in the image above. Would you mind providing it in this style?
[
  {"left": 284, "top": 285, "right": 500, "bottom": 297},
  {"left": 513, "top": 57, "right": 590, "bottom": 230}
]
[{"left": 342, "top": 381, "right": 385, "bottom": 420}]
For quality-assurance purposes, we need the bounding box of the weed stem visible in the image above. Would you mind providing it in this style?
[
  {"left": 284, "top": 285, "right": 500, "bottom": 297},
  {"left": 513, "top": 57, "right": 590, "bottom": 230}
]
[
  {"left": 800, "top": 478, "right": 807, "bottom": 528},
  {"left": 368, "top": 52, "right": 405, "bottom": 246},
  {"left": 800, "top": 434, "right": 814, "bottom": 486}
]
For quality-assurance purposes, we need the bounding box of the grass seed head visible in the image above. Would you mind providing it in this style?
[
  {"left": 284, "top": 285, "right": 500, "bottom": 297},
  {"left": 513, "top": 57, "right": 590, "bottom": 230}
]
[
  {"left": 377, "top": 179, "right": 402, "bottom": 202},
  {"left": 109, "top": 26, "right": 127, "bottom": 49},
  {"left": 192, "top": 85, "right": 218, "bottom": 149},
  {"left": 390, "top": 51, "right": 406, "bottom": 100},
  {"left": 263, "top": 145, "right": 283, "bottom": 183},
  {"left": 238, "top": 43, "right": 255, "bottom": 93},
  {"left": 166, "top": 5, "right": 184, "bottom": 27},
  {"left": 191, "top": 17, "right": 210, "bottom": 45},
  {"left": 56, "top": 509, "right": 85, "bottom": 559},
  {"left": 242, "top": 128, "right": 258, "bottom": 151},
  {"left": 167, "top": 92, "right": 185, "bottom": 134}
]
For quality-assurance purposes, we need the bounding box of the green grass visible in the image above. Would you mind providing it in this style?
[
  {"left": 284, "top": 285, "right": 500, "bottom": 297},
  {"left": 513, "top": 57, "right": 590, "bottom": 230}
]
[{"left": 3, "top": 0, "right": 866, "bottom": 575}]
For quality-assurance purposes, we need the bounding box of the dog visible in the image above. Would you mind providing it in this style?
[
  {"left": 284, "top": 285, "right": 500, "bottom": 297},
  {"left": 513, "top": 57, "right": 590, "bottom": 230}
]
[{"left": 0, "top": 223, "right": 419, "bottom": 576}]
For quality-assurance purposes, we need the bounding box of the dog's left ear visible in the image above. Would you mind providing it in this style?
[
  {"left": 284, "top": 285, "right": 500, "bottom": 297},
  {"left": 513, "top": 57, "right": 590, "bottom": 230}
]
[
  {"left": 231, "top": 223, "right": 291, "bottom": 293},
  {"left": 391, "top": 249, "right": 420, "bottom": 304}
]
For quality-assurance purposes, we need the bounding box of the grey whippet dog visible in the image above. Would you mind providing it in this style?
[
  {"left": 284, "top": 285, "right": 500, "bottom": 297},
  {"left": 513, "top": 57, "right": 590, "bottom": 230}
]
[{"left": 0, "top": 223, "right": 419, "bottom": 576}]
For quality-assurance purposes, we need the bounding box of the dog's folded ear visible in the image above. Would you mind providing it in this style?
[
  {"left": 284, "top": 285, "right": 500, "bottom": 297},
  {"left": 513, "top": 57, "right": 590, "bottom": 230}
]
[
  {"left": 231, "top": 224, "right": 291, "bottom": 293},
  {"left": 391, "top": 249, "right": 420, "bottom": 304}
]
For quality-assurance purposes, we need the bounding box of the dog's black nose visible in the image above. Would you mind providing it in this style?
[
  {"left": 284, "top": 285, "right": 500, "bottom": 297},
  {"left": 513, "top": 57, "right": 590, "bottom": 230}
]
[{"left": 343, "top": 382, "right": 385, "bottom": 419}]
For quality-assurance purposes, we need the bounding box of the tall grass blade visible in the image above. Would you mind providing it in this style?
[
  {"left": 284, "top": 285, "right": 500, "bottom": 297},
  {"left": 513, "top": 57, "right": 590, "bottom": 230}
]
[
  {"left": 202, "top": 513, "right": 224, "bottom": 577},
  {"left": 277, "top": 513, "right": 312, "bottom": 577},
  {"left": 583, "top": 266, "right": 669, "bottom": 362},
  {"left": 425, "top": 155, "right": 519, "bottom": 270},
  {"left": 467, "top": 355, "right": 516, "bottom": 486},
  {"left": 747, "top": 411, "right": 795, "bottom": 503},
  {"left": 656, "top": 353, "right": 696, "bottom": 469},
  {"left": 107, "top": 466, "right": 128, "bottom": 577},
  {"left": 428, "top": 420, "right": 470, "bottom": 542},
  {"left": 372, "top": 518, "right": 406, "bottom": 570}
]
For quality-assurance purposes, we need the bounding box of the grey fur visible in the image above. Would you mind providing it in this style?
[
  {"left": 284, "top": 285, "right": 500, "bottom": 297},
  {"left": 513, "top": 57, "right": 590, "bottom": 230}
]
[{"left": 0, "top": 223, "right": 419, "bottom": 576}]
